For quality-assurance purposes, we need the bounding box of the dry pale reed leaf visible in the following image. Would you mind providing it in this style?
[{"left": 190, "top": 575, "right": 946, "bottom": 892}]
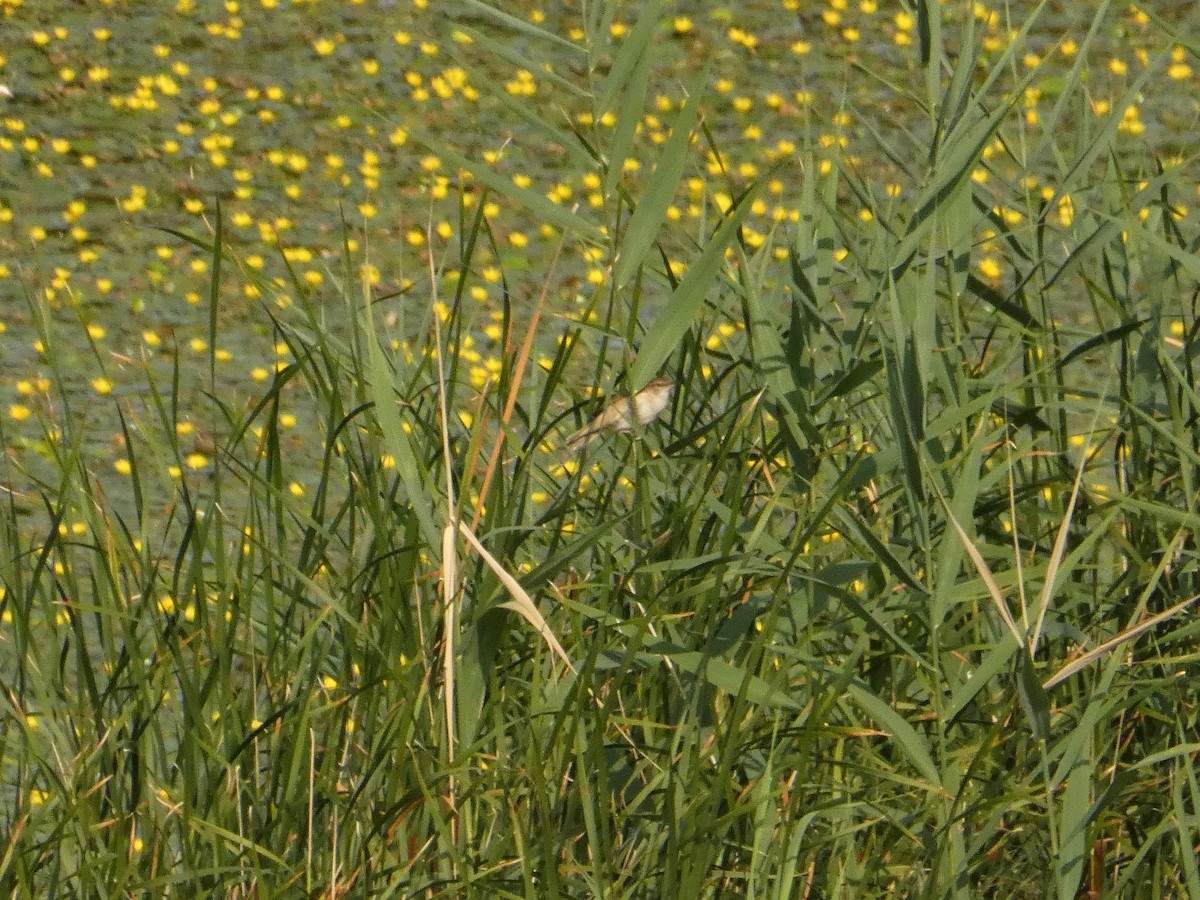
[{"left": 457, "top": 520, "right": 575, "bottom": 672}]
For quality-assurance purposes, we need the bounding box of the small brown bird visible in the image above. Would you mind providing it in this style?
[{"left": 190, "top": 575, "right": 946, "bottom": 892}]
[{"left": 566, "top": 376, "right": 674, "bottom": 451}]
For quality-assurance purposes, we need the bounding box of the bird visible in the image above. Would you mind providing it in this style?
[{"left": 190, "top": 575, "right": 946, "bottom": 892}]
[{"left": 566, "top": 376, "right": 675, "bottom": 451}]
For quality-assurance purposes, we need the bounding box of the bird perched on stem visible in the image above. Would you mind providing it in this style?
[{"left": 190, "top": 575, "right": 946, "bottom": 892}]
[{"left": 566, "top": 376, "right": 674, "bottom": 451}]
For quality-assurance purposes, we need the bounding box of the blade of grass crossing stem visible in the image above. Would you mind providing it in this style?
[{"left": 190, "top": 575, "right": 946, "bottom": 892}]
[
  {"left": 664, "top": 653, "right": 797, "bottom": 711},
  {"left": 946, "top": 633, "right": 1019, "bottom": 721},
  {"left": 596, "top": 0, "right": 661, "bottom": 116},
  {"left": 1056, "top": 732, "right": 1094, "bottom": 898},
  {"left": 1174, "top": 760, "right": 1200, "bottom": 897},
  {"left": 361, "top": 285, "right": 440, "bottom": 554},
  {"left": 629, "top": 179, "right": 764, "bottom": 391},
  {"left": 407, "top": 131, "right": 600, "bottom": 241},
  {"left": 746, "top": 740, "right": 778, "bottom": 898},
  {"left": 208, "top": 199, "right": 221, "bottom": 389},
  {"left": 473, "top": 256, "right": 558, "bottom": 533},
  {"left": 891, "top": 255, "right": 938, "bottom": 385},
  {"left": 930, "top": 425, "right": 984, "bottom": 630},
  {"left": 806, "top": 154, "right": 840, "bottom": 299},
  {"left": 454, "top": 0, "right": 584, "bottom": 56},
  {"left": 931, "top": 9, "right": 974, "bottom": 145},
  {"left": 942, "top": 158, "right": 973, "bottom": 321},
  {"left": 973, "top": 1, "right": 1049, "bottom": 101},
  {"left": 846, "top": 683, "right": 941, "bottom": 786},
  {"left": 1052, "top": 49, "right": 1163, "bottom": 205},
  {"left": 735, "top": 241, "right": 797, "bottom": 395},
  {"left": 743, "top": 263, "right": 819, "bottom": 454},
  {"left": 1015, "top": 647, "right": 1050, "bottom": 741},
  {"left": 589, "top": 0, "right": 622, "bottom": 55},
  {"left": 597, "top": 0, "right": 661, "bottom": 155},
  {"left": 449, "top": 24, "right": 589, "bottom": 101},
  {"left": 893, "top": 41, "right": 1047, "bottom": 280},
  {"left": 1033, "top": 0, "right": 1110, "bottom": 163},
  {"left": 1140, "top": 6, "right": 1200, "bottom": 68},
  {"left": 444, "top": 52, "right": 598, "bottom": 174},
  {"left": 600, "top": 15, "right": 654, "bottom": 199},
  {"left": 938, "top": 492, "right": 1024, "bottom": 645},
  {"left": 1134, "top": 220, "right": 1200, "bottom": 284},
  {"left": 915, "top": 0, "right": 936, "bottom": 86},
  {"left": 892, "top": 98, "right": 1007, "bottom": 280},
  {"left": 611, "top": 61, "right": 710, "bottom": 291},
  {"left": 772, "top": 813, "right": 816, "bottom": 900},
  {"left": 883, "top": 339, "right": 926, "bottom": 509}
]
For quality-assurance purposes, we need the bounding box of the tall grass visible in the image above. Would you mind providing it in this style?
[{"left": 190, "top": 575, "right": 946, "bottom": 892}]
[{"left": 2, "top": 2, "right": 1199, "bottom": 896}]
